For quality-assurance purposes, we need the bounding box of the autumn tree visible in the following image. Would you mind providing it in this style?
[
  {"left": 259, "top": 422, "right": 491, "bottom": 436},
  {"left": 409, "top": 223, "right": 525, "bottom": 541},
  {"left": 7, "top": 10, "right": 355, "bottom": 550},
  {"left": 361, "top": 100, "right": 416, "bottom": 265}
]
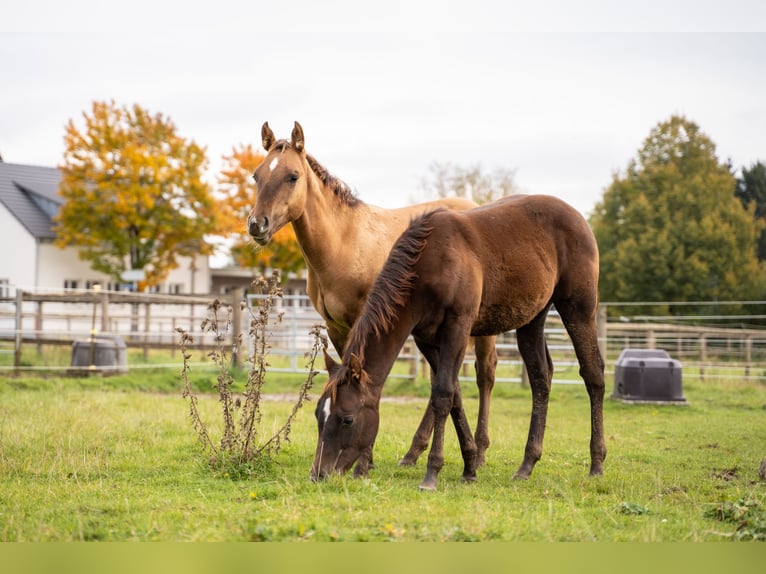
[
  {"left": 55, "top": 100, "right": 219, "bottom": 288},
  {"left": 217, "top": 144, "right": 305, "bottom": 275},
  {"left": 590, "top": 115, "right": 764, "bottom": 315},
  {"left": 419, "top": 162, "right": 519, "bottom": 204}
]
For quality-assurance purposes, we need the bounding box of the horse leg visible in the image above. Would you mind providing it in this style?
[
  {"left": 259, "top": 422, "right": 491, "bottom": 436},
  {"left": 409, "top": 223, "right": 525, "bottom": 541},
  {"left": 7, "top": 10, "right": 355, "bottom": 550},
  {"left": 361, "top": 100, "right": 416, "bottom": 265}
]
[
  {"left": 398, "top": 368, "right": 436, "bottom": 466},
  {"left": 557, "top": 300, "right": 607, "bottom": 476},
  {"left": 473, "top": 335, "right": 498, "bottom": 467},
  {"left": 399, "top": 340, "right": 440, "bottom": 466},
  {"left": 514, "top": 310, "right": 554, "bottom": 480},
  {"left": 403, "top": 338, "right": 487, "bottom": 469},
  {"left": 449, "top": 379, "right": 479, "bottom": 483},
  {"left": 420, "top": 336, "right": 474, "bottom": 491}
]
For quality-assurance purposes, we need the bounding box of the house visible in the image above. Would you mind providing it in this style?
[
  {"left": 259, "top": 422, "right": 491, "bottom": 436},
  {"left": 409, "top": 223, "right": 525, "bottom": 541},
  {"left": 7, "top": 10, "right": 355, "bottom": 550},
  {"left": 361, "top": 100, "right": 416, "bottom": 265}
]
[{"left": 0, "top": 161, "right": 210, "bottom": 296}]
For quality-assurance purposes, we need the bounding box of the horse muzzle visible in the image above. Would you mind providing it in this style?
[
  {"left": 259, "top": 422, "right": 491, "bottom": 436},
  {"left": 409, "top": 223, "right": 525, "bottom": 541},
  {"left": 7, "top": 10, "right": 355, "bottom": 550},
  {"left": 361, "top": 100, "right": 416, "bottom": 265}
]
[{"left": 247, "top": 216, "right": 271, "bottom": 245}]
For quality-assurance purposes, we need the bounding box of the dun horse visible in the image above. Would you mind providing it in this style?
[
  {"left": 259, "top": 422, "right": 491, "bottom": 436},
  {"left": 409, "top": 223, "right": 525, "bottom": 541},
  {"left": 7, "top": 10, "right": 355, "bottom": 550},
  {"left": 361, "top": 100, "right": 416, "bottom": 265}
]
[
  {"left": 311, "top": 195, "right": 606, "bottom": 490},
  {"left": 247, "top": 122, "right": 498, "bottom": 475}
]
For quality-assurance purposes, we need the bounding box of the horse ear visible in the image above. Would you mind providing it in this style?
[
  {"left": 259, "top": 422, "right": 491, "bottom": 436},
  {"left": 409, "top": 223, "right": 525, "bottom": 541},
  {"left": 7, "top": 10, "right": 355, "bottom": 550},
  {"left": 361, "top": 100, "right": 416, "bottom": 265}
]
[
  {"left": 291, "top": 121, "right": 305, "bottom": 153},
  {"left": 323, "top": 349, "right": 339, "bottom": 375},
  {"left": 262, "top": 122, "right": 275, "bottom": 151},
  {"left": 349, "top": 353, "right": 364, "bottom": 382}
]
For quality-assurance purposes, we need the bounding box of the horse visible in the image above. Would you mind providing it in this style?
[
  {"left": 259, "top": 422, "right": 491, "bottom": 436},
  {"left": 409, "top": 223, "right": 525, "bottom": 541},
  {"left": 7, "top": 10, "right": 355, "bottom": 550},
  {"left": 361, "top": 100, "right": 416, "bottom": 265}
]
[
  {"left": 311, "top": 194, "right": 606, "bottom": 490},
  {"left": 246, "top": 122, "right": 498, "bottom": 475}
]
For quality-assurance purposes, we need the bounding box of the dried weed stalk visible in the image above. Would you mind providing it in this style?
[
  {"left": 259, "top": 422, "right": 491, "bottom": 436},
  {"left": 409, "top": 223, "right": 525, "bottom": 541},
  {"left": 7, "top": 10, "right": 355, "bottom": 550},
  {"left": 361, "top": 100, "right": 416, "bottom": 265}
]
[{"left": 177, "top": 271, "right": 327, "bottom": 477}]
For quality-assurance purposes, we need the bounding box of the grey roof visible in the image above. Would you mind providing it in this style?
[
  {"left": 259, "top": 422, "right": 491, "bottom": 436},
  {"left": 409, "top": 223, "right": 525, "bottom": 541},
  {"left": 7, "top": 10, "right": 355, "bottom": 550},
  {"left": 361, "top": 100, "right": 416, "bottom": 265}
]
[{"left": 0, "top": 162, "right": 62, "bottom": 240}]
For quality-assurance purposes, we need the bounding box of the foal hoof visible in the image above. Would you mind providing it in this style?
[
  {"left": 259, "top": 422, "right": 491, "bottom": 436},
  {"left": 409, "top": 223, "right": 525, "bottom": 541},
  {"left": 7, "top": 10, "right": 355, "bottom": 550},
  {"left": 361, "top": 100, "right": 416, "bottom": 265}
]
[
  {"left": 418, "top": 477, "right": 438, "bottom": 491},
  {"left": 398, "top": 456, "right": 418, "bottom": 467}
]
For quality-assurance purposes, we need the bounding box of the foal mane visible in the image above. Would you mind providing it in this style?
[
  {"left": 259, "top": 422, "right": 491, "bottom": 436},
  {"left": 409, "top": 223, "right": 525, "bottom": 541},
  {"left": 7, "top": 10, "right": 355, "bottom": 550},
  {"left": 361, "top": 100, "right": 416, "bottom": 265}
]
[
  {"left": 345, "top": 209, "right": 441, "bottom": 362},
  {"left": 322, "top": 210, "right": 439, "bottom": 399},
  {"left": 272, "top": 139, "right": 359, "bottom": 206}
]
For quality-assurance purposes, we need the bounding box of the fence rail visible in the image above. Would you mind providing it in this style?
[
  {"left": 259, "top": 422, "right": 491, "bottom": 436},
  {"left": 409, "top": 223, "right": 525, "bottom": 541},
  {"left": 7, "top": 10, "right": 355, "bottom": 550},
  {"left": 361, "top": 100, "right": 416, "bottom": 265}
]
[{"left": 1, "top": 288, "right": 765, "bottom": 384}]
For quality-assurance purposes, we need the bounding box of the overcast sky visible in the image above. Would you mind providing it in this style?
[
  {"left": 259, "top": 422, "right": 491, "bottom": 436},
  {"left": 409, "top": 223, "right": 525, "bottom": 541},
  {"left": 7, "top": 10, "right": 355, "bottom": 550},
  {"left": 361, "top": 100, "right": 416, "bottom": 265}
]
[{"left": 2, "top": 1, "right": 765, "bottom": 218}]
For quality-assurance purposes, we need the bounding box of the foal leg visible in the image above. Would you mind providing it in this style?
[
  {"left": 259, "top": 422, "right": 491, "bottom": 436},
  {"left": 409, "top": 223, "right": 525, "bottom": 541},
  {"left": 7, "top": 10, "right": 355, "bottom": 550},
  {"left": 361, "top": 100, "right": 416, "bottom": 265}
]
[
  {"left": 473, "top": 335, "right": 498, "bottom": 467},
  {"left": 557, "top": 300, "right": 607, "bottom": 476},
  {"left": 398, "top": 367, "right": 436, "bottom": 466},
  {"left": 449, "top": 380, "right": 479, "bottom": 482},
  {"left": 514, "top": 312, "right": 554, "bottom": 480},
  {"left": 420, "top": 339, "right": 474, "bottom": 491}
]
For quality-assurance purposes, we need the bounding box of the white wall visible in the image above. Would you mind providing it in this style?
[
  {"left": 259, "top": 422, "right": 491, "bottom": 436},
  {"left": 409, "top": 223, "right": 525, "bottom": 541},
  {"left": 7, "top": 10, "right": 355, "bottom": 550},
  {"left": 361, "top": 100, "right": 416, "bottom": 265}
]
[
  {"left": 36, "top": 243, "right": 211, "bottom": 293},
  {"left": 36, "top": 243, "right": 113, "bottom": 290},
  {"left": 0, "top": 205, "right": 38, "bottom": 290},
  {"left": 163, "top": 253, "right": 211, "bottom": 294}
]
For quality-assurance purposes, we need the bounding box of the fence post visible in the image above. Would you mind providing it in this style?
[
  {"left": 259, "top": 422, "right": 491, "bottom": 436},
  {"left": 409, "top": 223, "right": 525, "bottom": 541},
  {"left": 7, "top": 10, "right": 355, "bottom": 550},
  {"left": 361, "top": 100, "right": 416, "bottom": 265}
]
[
  {"left": 230, "top": 287, "right": 244, "bottom": 369},
  {"left": 100, "top": 291, "right": 110, "bottom": 332},
  {"left": 143, "top": 301, "right": 151, "bottom": 360},
  {"left": 35, "top": 300, "right": 43, "bottom": 355},
  {"left": 647, "top": 329, "right": 656, "bottom": 349},
  {"left": 14, "top": 290, "right": 23, "bottom": 369},
  {"left": 597, "top": 304, "right": 607, "bottom": 363}
]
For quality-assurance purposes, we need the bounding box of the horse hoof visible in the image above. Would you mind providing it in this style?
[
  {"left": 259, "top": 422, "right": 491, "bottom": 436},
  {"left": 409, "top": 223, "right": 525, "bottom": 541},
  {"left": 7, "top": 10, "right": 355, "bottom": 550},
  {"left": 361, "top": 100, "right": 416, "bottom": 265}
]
[
  {"left": 512, "top": 472, "right": 530, "bottom": 481},
  {"left": 418, "top": 481, "right": 437, "bottom": 491},
  {"left": 460, "top": 475, "right": 477, "bottom": 483},
  {"left": 398, "top": 457, "right": 417, "bottom": 467}
]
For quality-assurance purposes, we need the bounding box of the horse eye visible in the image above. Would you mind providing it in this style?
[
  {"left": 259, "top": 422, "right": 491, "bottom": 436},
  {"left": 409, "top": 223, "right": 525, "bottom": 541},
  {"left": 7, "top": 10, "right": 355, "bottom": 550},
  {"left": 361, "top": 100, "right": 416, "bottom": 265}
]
[
  {"left": 341, "top": 415, "right": 354, "bottom": 427},
  {"left": 288, "top": 172, "right": 299, "bottom": 183}
]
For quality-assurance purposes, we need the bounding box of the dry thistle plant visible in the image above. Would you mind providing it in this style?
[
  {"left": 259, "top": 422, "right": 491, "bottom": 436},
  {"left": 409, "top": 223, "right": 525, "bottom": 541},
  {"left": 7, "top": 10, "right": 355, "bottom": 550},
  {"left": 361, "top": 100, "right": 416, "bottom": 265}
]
[{"left": 177, "top": 271, "right": 327, "bottom": 477}]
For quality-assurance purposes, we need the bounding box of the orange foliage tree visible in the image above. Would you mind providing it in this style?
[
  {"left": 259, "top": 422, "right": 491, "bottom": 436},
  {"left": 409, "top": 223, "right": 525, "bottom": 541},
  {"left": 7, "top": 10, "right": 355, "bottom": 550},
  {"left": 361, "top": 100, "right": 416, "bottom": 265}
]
[
  {"left": 217, "top": 144, "right": 305, "bottom": 275},
  {"left": 54, "top": 100, "right": 219, "bottom": 289}
]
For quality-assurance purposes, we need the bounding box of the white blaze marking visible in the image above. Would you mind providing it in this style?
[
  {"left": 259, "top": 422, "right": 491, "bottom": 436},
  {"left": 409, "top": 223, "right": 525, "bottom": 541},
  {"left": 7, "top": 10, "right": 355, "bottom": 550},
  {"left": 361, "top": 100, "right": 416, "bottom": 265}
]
[
  {"left": 321, "top": 397, "right": 331, "bottom": 425},
  {"left": 269, "top": 157, "right": 279, "bottom": 171}
]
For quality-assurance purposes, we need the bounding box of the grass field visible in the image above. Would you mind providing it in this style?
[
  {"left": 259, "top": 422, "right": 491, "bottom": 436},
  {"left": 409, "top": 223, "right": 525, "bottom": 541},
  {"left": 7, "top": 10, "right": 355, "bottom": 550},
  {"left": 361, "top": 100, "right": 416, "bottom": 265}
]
[{"left": 0, "top": 365, "right": 764, "bottom": 542}]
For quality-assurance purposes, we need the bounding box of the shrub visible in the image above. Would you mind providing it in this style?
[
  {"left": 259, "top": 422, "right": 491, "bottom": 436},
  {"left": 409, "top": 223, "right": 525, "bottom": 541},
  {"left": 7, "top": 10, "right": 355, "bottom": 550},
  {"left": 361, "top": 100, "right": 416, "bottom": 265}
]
[{"left": 177, "top": 272, "right": 326, "bottom": 478}]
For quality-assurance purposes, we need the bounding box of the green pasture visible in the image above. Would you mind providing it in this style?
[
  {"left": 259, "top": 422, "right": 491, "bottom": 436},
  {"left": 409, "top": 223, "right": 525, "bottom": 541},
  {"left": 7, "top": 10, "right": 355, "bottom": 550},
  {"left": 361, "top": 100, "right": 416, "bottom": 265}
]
[{"left": 0, "top": 366, "right": 764, "bottom": 542}]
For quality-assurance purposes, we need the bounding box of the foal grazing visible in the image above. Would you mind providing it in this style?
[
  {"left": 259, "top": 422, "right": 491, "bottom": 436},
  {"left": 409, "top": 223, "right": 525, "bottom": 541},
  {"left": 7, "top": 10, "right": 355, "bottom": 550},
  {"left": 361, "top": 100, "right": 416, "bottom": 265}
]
[
  {"left": 311, "top": 194, "right": 606, "bottom": 490},
  {"left": 247, "top": 122, "right": 498, "bottom": 474}
]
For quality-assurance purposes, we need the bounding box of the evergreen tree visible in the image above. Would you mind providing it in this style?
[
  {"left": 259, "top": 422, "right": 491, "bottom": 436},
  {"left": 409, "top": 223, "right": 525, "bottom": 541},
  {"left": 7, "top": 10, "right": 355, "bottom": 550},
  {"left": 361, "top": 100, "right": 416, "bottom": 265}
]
[
  {"left": 590, "top": 116, "right": 764, "bottom": 315},
  {"left": 735, "top": 161, "right": 766, "bottom": 262}
]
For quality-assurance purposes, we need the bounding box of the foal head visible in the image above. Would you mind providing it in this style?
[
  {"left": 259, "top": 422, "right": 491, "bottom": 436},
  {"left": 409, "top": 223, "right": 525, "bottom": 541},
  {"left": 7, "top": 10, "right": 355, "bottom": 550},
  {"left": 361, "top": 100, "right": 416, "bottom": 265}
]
[
  {"left": 310, "top": 351, "right": 380, "bottom": 481},
  {"left": 247, "top": 121, "right": 311, "bottom": 245}
]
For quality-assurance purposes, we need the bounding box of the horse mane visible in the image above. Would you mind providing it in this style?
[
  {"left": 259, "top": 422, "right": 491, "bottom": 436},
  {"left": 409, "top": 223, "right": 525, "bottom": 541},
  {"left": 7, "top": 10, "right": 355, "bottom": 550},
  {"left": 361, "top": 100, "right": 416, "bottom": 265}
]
[
  {"left": 272, "top": 139, "right": 359, "bottom": 206},
  {"left": 344, "top": 209, "right": 441, "bottom": 362},
  {"left": 321, "top": 210, "right": 440, "bottom": 398}
]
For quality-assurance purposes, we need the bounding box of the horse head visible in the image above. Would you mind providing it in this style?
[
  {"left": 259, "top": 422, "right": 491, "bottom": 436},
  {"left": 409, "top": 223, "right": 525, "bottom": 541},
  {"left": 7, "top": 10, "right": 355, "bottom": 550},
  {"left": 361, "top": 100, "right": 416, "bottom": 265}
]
[
  {"left": 247, "top": 121, "right": 310, "bottom": 245},
  {"left": 310, "top": 350, "right": 380, "bottom": 481}
]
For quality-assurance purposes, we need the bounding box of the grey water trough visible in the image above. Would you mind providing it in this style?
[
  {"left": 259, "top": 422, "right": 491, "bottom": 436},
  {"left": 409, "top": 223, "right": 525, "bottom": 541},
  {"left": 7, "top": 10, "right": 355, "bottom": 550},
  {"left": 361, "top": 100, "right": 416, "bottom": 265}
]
[
  {"left": 69, "top": 334, "right": 128, "bottom": 375},
  {"left": 612, "top": 348, "right": 687, "bottom": 405}
]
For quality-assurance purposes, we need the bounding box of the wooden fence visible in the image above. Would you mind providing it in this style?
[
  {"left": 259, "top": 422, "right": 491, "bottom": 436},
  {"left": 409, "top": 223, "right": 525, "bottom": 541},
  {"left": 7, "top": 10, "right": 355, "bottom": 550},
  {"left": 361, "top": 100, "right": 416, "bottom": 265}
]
[{"left": 1, "top": 289, "right": 765, "bottom": 383}]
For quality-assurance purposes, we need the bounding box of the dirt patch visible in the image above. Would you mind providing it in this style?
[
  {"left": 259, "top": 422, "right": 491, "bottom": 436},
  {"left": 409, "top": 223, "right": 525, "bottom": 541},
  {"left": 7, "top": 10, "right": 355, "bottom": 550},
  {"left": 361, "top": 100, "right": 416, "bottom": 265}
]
[{"left": 711, "top": 466, "right": 739, "bottom": 481}]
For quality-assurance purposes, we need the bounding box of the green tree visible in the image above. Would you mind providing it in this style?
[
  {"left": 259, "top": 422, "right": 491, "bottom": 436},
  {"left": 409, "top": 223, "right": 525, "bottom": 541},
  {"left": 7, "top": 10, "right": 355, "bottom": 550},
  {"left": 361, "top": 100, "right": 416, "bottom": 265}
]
[
  {"left": 590, "top": 115, "right": 764, "bottom": 315},
  {"left": 735, "top": 161, "right": 766, "bottom": 261},
  {"left": 54, "top": 100, "right": 219, "bottom": 289},
  {"left": 419, "top": 162, "right": 519, "bottom": 204}
]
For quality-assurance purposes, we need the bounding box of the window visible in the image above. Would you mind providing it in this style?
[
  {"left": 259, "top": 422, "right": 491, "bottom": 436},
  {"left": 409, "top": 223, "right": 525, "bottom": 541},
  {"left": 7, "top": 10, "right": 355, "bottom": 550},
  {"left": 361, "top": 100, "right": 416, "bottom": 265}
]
[
  {"left": 64, "top": 279, "right": 79, "bottom": 290},
  {"left": 168, "top": 283, "right": 182, "bottom": 295},
  {"left": 0, "top": 279, "right": 9, "bottom": 298}
]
